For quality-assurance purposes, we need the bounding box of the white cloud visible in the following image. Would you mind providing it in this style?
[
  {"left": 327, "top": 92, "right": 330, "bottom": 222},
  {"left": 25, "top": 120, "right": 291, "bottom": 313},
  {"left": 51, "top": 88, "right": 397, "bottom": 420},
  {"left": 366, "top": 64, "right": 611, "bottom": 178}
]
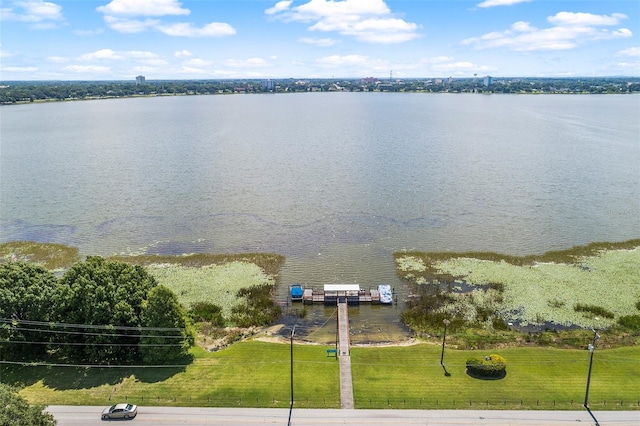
[
  {"left": 174, "top": 49, "right": 192, "bottom": 58},
  {"left": 78, "top": 48, "right": 159, "bottom": 61},
  {"left": 461, "top": 11, "right": 632, "bottom": 51},
  {"left": 548, "top": 12, "right": 627, "bottom": 27},
  {"left": 316, "top": 54, "right": 369, "bottom": 67},
  {"left": 0, "top": 0, "right": 63, "bottom": 27},
  {"left": 433, "top": 61, "right": 475, "bottom": 70},
  {"left": 477, "top": 0, "right": 531, "bottom": 8},
  {"left": 618, "top": 47, "right": 640, "bottom": 57},
  {"left": 224, "top": 58, "right": 271, "bottom": 68},
  {"left": 96, "top": 0, "right": 190, "bottom": 17},
  {"left": 0, "top": 45, "right": 16, "bottom": 58},
  {"left": 103, "top": 15, "right": 159, "bottom": 33},
  {"left": 268, "top": 0, "right": 420, "bottom": 44},
  {"left": 421, "top": 56, "right": 455, "bottom": 64},
  {"left": 79, "top": 48, "right": 123, "bottom": 61},
  {"left": 184, "top": 58, "right": 211, "bottom": 67},
  {"left": 98, "top": 0, "right": 235, "bottom": 37},
  {"left": 156, "top": 22, "right": 236, "bottom": 37},
  {"left": 62, "top": 65, "right": 111, "bottom": 73},
  {"left": 46, "top": 55, "right": 69, "bottom": 63},
  {"left": 265, "top": 0, "right": 292, "bottom": 16},
  {"left": 180, "top": 66, "right": 207, "bottom": 74},
  {"left": 141, "top": 58, "right": 168, "bottom": 66},
  {"left": 299, "top": 37, "right": 337, "bottom": 46},
  {"left": 73, "top": 28, "right": 105, "bottom": 36},
  {"left": 1, "top": 66, "right": 38, "bottom": 72}
]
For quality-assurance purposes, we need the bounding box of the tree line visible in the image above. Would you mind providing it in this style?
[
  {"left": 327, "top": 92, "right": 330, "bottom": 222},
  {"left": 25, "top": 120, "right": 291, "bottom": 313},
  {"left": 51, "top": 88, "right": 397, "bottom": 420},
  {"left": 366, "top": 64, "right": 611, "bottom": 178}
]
[
  {"left": 0, "top": 257, "right": 194, "bottom": 366},
  {"left": 1, "top": 77, "right": 639, "bottom": 104}
]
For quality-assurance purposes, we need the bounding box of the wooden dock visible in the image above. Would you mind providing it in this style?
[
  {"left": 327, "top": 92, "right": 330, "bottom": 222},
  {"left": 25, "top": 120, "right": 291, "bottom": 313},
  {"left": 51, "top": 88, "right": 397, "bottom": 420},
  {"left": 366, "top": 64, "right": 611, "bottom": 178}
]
[
  {"left": 337, "top": 298, "right": 354, "bottom": 409},
  {"left": 301, "top": 284, "right": 381, "bottom": 305}
]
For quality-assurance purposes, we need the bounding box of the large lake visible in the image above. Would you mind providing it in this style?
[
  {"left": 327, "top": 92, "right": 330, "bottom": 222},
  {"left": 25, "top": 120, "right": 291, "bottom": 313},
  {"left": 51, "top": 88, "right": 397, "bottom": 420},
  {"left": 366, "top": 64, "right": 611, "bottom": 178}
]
[{"left": 2, "top": 93, "right": 639, "bottom": 341}]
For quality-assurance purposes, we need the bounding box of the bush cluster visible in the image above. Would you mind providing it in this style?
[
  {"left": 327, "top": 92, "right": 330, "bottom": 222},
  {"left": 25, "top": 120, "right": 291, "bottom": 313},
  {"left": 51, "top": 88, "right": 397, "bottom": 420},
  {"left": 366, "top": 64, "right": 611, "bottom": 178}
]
[
  {"left": 466, "top": 354, "right": 507, "bottom": 379},
  {"left": 574, "top": 304, "right": 615, "bottom": 319}
]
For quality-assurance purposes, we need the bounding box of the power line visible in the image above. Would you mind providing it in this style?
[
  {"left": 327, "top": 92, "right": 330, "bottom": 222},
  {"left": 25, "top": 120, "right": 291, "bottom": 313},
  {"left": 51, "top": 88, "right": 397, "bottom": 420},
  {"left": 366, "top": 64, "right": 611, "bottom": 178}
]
[
  {"left": 0, "top": 340, "right": 184, "bottom": 347},
  {"left": 0, "top": 360, "right": 190, "bottom": 368},
  {"left": 7, "top": 326, "right": 185, "bottom": 339},
  {"left": 0, "top": 317, "right": 185, "bottom": 332}
]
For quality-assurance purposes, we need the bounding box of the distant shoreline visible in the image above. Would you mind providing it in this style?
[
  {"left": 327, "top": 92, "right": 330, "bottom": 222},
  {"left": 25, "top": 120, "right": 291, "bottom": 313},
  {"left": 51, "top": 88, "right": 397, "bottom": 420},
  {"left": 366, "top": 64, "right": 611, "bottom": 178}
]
[{"left": 2, "top": 76, "right": 639, "bottom": 105}]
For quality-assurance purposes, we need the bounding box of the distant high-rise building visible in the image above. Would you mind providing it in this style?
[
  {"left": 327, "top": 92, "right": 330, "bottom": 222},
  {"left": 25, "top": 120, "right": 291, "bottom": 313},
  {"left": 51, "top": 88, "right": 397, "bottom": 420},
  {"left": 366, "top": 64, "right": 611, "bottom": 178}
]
[
  {"left": 483, "top": 75, "right": 493, "bottom": 87},
  {"left": 135, "top": 75, "right": 146, "bottom": 85},
  {"left": 262, "top": 79, "right": 275, "bottom": 91}
]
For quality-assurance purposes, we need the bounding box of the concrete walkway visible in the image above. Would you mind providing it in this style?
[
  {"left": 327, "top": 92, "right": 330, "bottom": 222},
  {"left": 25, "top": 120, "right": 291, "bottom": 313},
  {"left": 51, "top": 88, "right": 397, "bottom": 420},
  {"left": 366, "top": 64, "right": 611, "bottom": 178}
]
[{"left": 337, "top": 300, "right": 354, "bottom": 409}]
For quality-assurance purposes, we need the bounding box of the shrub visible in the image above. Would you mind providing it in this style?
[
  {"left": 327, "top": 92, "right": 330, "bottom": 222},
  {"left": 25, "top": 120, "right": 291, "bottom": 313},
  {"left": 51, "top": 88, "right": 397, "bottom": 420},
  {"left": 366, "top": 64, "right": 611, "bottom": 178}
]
[
  {"left": 466, "top": 354, "right": 507, "bottom": 379},
  {"left": 230, "top": 284, "right": 282, "bottom": 327},
  {"left": 574, "top": 304, "right": 615, "bottom": 319},
  {"left": 189, "top": 302, "right": 224, "bottom": 326},
  {"left": 618, "top": 315, "right": 640, "bottom": 331}
]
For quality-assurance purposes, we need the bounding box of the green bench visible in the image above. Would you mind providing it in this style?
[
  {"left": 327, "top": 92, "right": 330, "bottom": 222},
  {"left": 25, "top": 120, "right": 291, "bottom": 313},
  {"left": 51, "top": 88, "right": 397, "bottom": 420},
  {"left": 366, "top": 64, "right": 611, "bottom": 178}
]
[{"left": 326, "top": 349, "right": 337, "bottom": 357}]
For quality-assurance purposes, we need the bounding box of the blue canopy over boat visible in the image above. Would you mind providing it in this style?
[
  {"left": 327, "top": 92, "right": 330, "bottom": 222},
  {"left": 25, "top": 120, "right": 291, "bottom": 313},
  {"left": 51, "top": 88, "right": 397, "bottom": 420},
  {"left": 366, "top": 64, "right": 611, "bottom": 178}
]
[{"left": 290, "top": 284, "right": 304, "bottom": 300}]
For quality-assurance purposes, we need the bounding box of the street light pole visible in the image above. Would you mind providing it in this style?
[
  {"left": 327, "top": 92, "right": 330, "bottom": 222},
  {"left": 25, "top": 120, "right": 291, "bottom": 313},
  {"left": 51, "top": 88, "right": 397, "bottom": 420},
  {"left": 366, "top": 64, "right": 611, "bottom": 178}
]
[
  {"left": 583, "top": 328, "right": 600, "bottom": 426},
  {"left": 440, "top": 319, "right": 451, "bottom": 376},
  {"left": 288, "top": 325, "right": 296, "bottom": 426}
]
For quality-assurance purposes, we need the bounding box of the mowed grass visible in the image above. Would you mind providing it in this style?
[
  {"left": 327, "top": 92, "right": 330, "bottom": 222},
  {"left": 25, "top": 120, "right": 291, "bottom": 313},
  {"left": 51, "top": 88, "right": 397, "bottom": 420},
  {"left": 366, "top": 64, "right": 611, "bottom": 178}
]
[
  {"left": 16, "top": 341, "right": 341, "bottom": 408},
  {"left": 350, "top": 344, "right": 640, "bottom": 410},
  {"left": 16, "top": 341, "right": 640, "bottom": 410}
]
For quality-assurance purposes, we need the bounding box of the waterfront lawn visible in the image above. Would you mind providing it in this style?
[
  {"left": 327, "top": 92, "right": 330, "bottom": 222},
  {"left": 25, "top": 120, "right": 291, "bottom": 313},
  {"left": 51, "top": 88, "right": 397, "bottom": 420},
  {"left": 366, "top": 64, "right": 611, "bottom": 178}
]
[
  {"left": 350, "top": 344, "right": 640, "bottom": 410},
  {"left": 17, "top": 341, "right": 340, "bottom": 408},
  {"left": 16, "top": 341, "right": 640, "bottom": 410}
]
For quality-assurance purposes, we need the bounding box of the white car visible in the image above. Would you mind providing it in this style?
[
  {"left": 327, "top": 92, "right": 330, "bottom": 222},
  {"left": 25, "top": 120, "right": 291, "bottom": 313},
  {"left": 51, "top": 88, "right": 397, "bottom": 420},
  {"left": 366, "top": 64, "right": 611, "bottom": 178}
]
[{"left": 101, "top": 403, "right": 137, "bottom": 420}]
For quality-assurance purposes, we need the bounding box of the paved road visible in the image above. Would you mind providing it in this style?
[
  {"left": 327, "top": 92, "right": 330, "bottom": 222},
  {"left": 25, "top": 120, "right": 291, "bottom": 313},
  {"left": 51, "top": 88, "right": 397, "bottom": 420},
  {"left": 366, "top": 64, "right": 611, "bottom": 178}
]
[{"left": 47, "top": 406, "right": 639, "bottom": 425}]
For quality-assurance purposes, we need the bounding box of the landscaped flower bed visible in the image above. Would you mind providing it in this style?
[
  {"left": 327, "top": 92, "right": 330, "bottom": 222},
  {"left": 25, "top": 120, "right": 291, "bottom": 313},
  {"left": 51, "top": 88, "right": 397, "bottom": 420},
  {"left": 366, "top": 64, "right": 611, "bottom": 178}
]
[{"left": 466, "top": 354, "right": 507, "bottom": 379}]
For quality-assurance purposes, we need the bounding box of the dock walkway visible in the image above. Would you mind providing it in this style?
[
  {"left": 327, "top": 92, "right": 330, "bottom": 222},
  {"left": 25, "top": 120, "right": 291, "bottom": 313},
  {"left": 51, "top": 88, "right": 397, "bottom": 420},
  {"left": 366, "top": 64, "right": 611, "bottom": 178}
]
[{"left": 337, "top": 299, "right": 354, "bottom": 409}]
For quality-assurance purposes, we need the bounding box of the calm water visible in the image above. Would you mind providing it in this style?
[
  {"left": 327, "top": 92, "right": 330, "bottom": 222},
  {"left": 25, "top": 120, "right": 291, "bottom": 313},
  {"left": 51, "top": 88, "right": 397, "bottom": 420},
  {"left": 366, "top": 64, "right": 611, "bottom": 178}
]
[{"left": 2, "top": 93, "right": 639, "bottom": 342}]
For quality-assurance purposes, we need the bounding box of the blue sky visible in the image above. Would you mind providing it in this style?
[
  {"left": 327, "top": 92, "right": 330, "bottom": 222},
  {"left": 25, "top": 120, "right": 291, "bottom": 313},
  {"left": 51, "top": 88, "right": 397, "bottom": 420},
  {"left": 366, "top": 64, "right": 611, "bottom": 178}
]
[{"left": 1, "top": 0, "right": 639, "bottom": 81}]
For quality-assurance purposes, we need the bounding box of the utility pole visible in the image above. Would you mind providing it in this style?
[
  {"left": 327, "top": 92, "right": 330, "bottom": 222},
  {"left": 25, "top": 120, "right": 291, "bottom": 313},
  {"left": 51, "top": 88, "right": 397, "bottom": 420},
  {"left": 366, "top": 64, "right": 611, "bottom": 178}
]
[
  {"left": 288, "top": 325, "right": 296, "bottom": 426},
  {"left": 583, "top": 328, "right": 600, "bottom": 426},
  {"left": 440, "top": 319, "right": 451, "bottom": 376}
]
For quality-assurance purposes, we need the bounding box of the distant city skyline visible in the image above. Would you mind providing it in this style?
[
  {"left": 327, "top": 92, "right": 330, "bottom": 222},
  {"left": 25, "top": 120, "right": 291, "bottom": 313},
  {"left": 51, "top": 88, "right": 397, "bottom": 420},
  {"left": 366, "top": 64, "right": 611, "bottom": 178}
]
[{"left": 1, "top": 0, "right": 639, "bottom": 81}]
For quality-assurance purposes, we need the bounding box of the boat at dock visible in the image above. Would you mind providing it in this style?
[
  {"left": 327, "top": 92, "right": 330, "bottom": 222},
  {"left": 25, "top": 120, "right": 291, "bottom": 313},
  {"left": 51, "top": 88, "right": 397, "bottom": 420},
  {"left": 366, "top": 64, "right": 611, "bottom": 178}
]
[
  {"left": 289, "top": 284, "right": 304, "bottom": 301},
  {"left": 378, "top": 284, "right": 393, "bottom": 304}
]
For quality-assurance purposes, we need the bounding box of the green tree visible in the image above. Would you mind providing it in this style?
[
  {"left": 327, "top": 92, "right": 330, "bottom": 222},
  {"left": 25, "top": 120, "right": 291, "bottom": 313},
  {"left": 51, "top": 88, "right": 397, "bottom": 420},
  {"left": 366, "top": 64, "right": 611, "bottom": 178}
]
[
  {"left": 52, "top": 256, "right": 157, "bottom": 364},
  {"left": 0, "top": 384, "right": 56, "bottom": 426},
  {"left": 0, "top": 262, "right": 58, "bottom": 361},
  {"left": 139, "top": 286, "right": 194, "bottom": 364}
]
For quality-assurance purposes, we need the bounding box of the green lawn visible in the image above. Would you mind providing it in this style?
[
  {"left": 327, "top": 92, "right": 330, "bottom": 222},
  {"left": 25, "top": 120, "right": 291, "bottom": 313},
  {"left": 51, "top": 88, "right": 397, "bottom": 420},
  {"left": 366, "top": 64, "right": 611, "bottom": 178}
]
[
  {"left": 15, "top": 341, "right": 341, "bottom": 408},
  {"left": 351, "top": 344, "right": 640, "bottom": 410},
  {"left": 14, "top": 341, "right": 640, "bottom": 410}
]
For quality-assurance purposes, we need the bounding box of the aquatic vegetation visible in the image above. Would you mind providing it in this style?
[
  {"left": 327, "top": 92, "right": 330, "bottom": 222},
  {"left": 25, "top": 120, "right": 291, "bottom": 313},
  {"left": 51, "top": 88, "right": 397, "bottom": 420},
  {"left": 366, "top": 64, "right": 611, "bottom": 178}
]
[
  {"left": 0, "top": 241, "right": 79, "bottom": 270},
  {"left": 147, "top": 261, "right": 276, "bottom": 319},
  {"left": 396, "top": 241, "right": 640, "bottom": 330},
  {"left": 396, "top": 256, "right": 426, "bottom": 272}
]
